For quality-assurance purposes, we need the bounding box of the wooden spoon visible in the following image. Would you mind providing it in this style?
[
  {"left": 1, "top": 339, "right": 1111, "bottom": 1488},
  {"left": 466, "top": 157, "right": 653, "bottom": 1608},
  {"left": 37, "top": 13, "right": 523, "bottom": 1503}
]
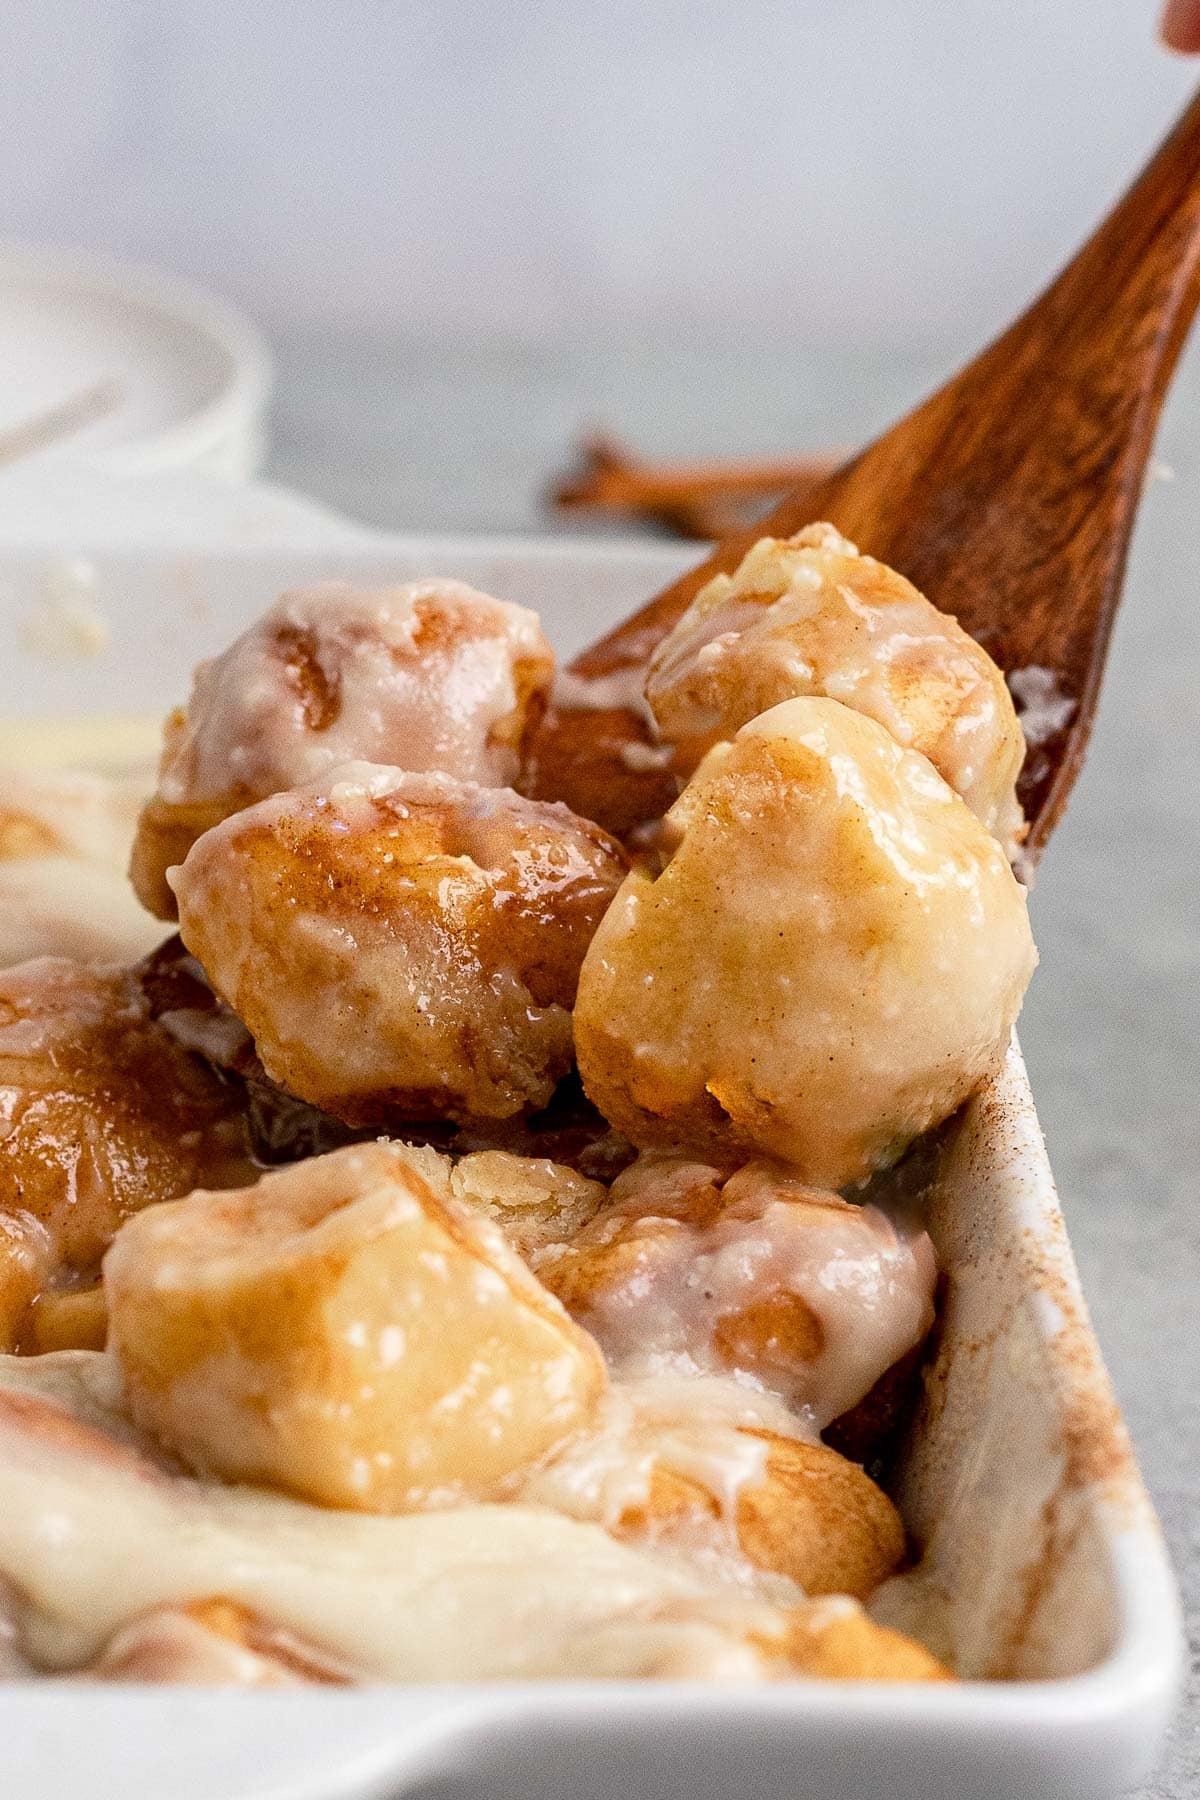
[{"left": 526, "top": 88, "right": 1200, "bottom": 863}]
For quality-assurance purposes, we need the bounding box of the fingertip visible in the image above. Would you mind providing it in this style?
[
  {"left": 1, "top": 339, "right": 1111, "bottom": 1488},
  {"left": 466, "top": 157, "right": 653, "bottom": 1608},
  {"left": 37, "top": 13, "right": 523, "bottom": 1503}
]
[{"left": 1160, "top": 0, "right": 1200, "bottom": 54}]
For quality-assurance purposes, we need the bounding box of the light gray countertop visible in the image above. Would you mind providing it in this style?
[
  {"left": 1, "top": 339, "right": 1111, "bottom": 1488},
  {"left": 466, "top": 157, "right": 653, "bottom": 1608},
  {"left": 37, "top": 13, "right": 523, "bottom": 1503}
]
[{"left": 266, "top": 330, "right": 1200, "bottom": 1799}]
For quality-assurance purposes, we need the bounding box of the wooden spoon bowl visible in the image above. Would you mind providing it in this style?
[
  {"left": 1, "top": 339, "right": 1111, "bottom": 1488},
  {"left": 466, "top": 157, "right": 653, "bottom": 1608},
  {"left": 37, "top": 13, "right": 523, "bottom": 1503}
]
[{"left": 528, "top": 88, "right": 1200, "bottom": 863}]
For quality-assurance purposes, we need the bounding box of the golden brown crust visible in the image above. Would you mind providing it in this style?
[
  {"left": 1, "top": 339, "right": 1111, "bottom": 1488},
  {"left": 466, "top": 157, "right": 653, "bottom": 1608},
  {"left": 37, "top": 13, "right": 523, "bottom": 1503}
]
[
  {"left": 536, "top": 1214, "right": 658, "bottom": 1314},
  {"left": 130, "top": 791, "right": 244, "bottom": 920},
  {"left": 712, "top": 1292, "right": 825, "bottom": 1373},
  {"left": 736, "top": 1432, "right": 906, "bottom": 1598},
  {"left": 521, "top": 700, "right": 683, "bottom": 842},
  {"left": 621, "top": 1429, "right": 906, "bottom": 1601},
  {"left": 0, "top": 1213, "right": 51, "bottom": 1352},
  {"left": 446, "top": 1151, "right": 608, "bottom": 1257},
  {"left": 0, "top": 808, "right": 64, "bottom": 859},
  {"left": 26, "top": 1285, "right": 109, "bottom": 1354},
  {"left": 776, "top": 1600, "right": 951, "bottom": 1682}
]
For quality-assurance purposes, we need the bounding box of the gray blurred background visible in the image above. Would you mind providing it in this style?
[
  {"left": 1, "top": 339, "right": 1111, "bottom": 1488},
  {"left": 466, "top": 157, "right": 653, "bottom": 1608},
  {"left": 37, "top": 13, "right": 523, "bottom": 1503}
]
[
  {"left": 1, "top": 1, "right": 1195, "bottom": 521},
  {"left": 3, "top": 5, "right": 1198, "bottom": 1796},
  {"left": 0, "top": 0, "right": 1193, "bottom": 348}
]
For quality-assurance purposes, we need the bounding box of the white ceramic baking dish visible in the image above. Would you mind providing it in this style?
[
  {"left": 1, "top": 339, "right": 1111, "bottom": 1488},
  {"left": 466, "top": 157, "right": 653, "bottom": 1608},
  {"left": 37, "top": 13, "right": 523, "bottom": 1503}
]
[
  {"left": 0, "top": 475, "right": 1183, "bottom": 1800},
  {"left": 0, "top": 243, "right": 273, "bottom": 478}
]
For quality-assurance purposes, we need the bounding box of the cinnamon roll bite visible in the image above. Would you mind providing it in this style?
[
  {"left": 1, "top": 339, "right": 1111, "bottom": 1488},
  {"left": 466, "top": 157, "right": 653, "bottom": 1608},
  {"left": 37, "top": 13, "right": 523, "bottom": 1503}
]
[
  {"left": 574, "top": 697, "right": 1035, "bottom": 1187},
  {"left": 171, "top": 763, "right": 627, "bottom": 1125},
  {"left": 645, "top": 525, "right": 1026, "bottom": 854},
  {"left": 131, "top": 580, "right": 554, "bottom": 917}
]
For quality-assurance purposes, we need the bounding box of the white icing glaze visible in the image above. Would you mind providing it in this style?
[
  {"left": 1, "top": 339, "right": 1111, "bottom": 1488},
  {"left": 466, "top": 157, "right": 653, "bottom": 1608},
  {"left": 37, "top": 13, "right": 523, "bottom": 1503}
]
[
  {"left": 553, "top": 665, "right": 659, "bottom": 731},
  {"left": 1006, "top": 665, "right": 1077, "bottom": 749},
  {"left": 523, "top": 1372, "right": 805, "bottom": 1535},
  {"left": 155, "top": 1006, "right": 253, "bottom": 1068},
  {"left": 0, "top": 763, "right": 163, "bottom": 966},
  {"left": 537, "top": 1157, "right": 936, "bottom": 1428},
  {"left": 0, "top": 858, "right": 165, "bottom": 968},
  {"left": 0, "top": 1352, "right": 794, "bottom": 1683},
  {"left": 619, "top": 739, "right": 677, "bottom": 773},
  {"left": 159, "top": 580, "right": 553, "bottom": 805}
]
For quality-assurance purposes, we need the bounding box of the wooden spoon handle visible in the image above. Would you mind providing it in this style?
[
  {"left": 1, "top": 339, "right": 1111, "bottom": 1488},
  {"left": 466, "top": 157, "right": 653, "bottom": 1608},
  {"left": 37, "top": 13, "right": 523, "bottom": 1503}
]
[
  {"left": 793, "top": 81, "right": 1200, "bottom": 641},
  {"left": 819, "top": 82, "right": 1200, "bottom": 847},
  {"left": 577, "top": 86, "right": 1200, "bottom": 686},
  {"left": 534, "top": 87, "right": 1200, "bottom": 849}
]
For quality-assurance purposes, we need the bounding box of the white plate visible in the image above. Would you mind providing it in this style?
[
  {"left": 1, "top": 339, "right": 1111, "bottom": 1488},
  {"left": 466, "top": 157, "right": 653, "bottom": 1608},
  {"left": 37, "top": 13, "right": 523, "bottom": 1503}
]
[
  {"left": 0, "top": 244, "right": 272, "bottom": 478},
  {"left": 0, "top": 477, "right": 1183, "bottom": 1800}
]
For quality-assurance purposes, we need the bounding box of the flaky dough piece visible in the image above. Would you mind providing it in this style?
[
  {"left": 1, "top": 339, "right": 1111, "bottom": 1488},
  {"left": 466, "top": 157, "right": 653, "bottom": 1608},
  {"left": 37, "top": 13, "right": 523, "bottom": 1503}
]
[
  {"left": 645, "top": 525, "right": 1025, "bottom": 853},
  {"left": 131, "top": 580, "right": 554, "bottom": 918},
  {"left": 172, "top": 763, "right": 627, "bottom": 1124},
  {"left": 447, "top": 1151, "right": 608, "bottom": 1256},
  {"left": 0, "top": 957, "right": 251, "bottom": 1346},
  {"left": 574, "top": 698, "right": 1036, "bottom": 1187},
  {"left": 105, "top": 1141, "right": 606, "bottom": 1511}
]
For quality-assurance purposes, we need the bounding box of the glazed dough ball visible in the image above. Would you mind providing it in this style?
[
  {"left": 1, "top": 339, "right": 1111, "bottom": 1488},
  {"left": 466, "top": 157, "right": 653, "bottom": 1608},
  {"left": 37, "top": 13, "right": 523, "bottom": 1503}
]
[
  {"left": 131, "top": 580, "right": 555, "bottom": 918},
  {"left": 574, "top": 698, "right": 1036, "bottom": 1187},
  {"left": 535, "top": 1156, "right": 936, "bottom": 1424},
  {"left": 0, "top": 957, "right": 252, "bottom": 1329},
  {"left": 626, "top": 1429, "right": 906, "bottom": 1601},
  {"left": 105, "top": 1141, "right": 606, "bottom": 1511},
  {"left": 172, "top": 763, "right": 627, "bottom": 1124},
  {"left": 530, "top": 1368, "right": 906, "bottom": 1599},
  {"left": 645, "top": 525, "right": 1026, "bottom": 853}
]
